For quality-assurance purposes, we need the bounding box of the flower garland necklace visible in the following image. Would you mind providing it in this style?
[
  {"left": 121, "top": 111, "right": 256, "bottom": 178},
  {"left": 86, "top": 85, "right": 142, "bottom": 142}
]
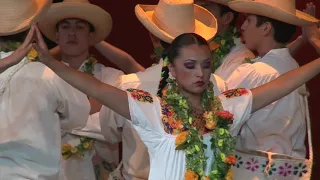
[
  {"left": 0, "top": 41, "right": 38, "bottom": 61},
  {"left": 62, "top": 55, "right": 97, "bottom": 160},
  {"left": 0, "top": 41, "right": 22, "bottom": 53},
  {"left": 161, "top": 76, "right": 236, "bottom": 179},
  {"left": 210, "top": 26, "right": 241, "bottom": 72}
]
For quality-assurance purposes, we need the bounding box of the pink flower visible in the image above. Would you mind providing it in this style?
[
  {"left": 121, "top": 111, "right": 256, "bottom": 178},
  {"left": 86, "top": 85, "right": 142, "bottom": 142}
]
[
  {"left": 246, "top": 158, "right": 259, "bottom": 172},
  {"left": 279, "top": 163, "right": 292, "bottom": 177},
  {"left": 216, "top": 110, "right": 234, "bottom": 120}
]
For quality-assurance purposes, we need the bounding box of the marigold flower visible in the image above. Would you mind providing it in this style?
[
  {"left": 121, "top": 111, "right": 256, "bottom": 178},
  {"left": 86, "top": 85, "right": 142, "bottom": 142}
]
[
  {"left": 205, "top": 120, "right": 216, "bottom": 130},
  {"left": 203, "top": 111, "right": 213, "bottom": 119},
  {"left": 184, "top": 169, "right": 199, "bottom": 180},
  {"left": 62, "top": 143, "right": 72, "bottom": 153},
  {"left": 175, "top": 131, "right": 189, "bottom": 146},
  {"left": 225, "top": 168, "right": 233, "bottom": 180},
  {"left": 209, "top": 41, "right": 221, "bottom": 51},
  {"left": 172, "top": 119, "right": 184, "bottom": 130},
  {"left": 27, "top": 47, "right": 38, "bottom": 61}
]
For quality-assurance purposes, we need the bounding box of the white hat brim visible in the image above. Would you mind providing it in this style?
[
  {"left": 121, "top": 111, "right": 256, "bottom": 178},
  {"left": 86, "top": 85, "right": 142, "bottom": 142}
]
[
  {"left": 228, "top": 0, "right": 319, "bottom": 26},
  {"left": 135, "top": 4, "right": 218, "bottom": 43},
  {"left": 39, "top": 2, "right": 112, "bottom": 44},
  {"left": 0, "top": 0, "right": 52, "bottom": 36}
]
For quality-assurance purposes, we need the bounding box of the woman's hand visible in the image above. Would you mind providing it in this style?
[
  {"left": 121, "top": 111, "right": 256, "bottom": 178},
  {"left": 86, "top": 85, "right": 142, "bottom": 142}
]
[
  {"left": 9, "top": 25, "right": 36, "bottom": 64},
  {"left": 32, "top": 24, "right": 55, "bottom": 65}
]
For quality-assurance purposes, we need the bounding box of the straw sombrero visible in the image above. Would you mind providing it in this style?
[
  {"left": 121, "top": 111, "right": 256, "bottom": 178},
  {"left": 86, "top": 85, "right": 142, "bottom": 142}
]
[
  {"left": 39, "top": 0, "right": 112, "bottom": 44},
  {"left": 207, "top": 0, "right": 232, "bottom": 6},
  {"left": 135, "top": 0, "right": 218, "bottom": 43},
  {"left": 0, "top": 0, "right": 52, "bottom": 36},
  {"left": 228, "top": 0, "right": 319, "bottom": 26}
]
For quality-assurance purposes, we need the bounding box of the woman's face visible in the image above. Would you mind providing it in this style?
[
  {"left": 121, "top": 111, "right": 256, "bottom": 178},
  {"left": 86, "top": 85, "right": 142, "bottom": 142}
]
[{"left": 169, "top": 44, "right": 212, "bottom": 95}]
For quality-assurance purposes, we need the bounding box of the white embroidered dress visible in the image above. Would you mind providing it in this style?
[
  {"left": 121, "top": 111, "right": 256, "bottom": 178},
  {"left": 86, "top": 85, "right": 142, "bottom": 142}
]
[
  {"left": 125, "top": 88, "right": 253, "bottom": 180},
  {"left": 99, "top": 59, "right": 228, "bottom": 180}
]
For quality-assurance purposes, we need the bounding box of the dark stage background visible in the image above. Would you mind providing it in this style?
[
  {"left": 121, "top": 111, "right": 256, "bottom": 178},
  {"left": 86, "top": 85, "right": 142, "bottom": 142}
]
[{"left": 52, "top": 0, "right": 320, "bottom": 178}]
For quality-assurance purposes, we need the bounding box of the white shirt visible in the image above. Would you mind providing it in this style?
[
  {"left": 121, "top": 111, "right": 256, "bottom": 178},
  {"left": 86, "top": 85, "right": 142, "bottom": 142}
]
[
  {"left": 226, "top": 48, "right": 307, "bottom": 158},
  {"left": 214, "top": 38, "right": 255, "bottom": 80},
  {"left": 0, "top": 52, "right": 90, "bottom": 180},
  {"left": 59, "top": 60, "right": 124, "bottom": 180},
  {"left": 99, "top": 60, "right": 228, "bottom": 180}
]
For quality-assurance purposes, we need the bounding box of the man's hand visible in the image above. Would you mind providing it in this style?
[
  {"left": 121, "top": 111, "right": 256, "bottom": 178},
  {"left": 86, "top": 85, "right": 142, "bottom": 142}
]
[
  {"left": 302, "top": 2, "right": 316, "bottom": 43},
  {"left": 302, "top": 2, "right": 319, "bottom": 44}
]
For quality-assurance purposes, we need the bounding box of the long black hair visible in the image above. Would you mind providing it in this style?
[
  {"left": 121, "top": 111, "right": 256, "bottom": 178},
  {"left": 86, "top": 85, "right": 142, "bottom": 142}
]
[{"left": 157, "top": 33, "right": 209, "bottom": 97}]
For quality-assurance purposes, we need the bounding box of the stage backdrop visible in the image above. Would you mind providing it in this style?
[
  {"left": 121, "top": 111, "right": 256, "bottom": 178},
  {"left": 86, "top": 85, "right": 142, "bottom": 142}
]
[{"left": 53, "top": 0, "right": 320, "bottom": 178}]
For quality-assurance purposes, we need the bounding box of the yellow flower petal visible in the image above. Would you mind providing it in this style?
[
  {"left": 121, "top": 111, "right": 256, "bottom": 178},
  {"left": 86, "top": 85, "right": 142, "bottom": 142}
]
[
  {"left": 175, "top": 131, "right": 189, "bottom": 146},
  {"left": 225, "top": 168, "right": 233, "bottom": 180},
  {"left": 27, "top": 48, "right": 38, "bottom": 61}
]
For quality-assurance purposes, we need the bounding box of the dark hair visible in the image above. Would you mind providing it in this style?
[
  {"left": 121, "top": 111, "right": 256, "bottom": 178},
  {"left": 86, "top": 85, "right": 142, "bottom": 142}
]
[
  {"left": 160, "top": 40, "right": 170, "bottom": 49},
  {"left": 219, "top": 4, "right": 239, "bottom": 26},
  {"left": 55, "top": 19, "right": 95, "bottom": 32},
  {"left": 0, "top": 30, "right": 28, "bottom": 43},
  {"left": 157, "top": 33, "right": 209, "bottom": 97},
  {"left": 256, "top": 15, "right": 296, "bottom": 44}
]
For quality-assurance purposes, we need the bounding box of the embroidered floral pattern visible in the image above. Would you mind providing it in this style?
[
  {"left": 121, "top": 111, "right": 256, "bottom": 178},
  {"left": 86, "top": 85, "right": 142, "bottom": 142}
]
[
  {"left": 294, "top": 163, "right": 308, "bottom": 177},
  {"left": 233, "top": 154, "right": 243, "bottom": 168},
  {"left": 222, "top": 88, "right": 249, "bottom": 99},
  {"left": 246, "top": 158, "right": 259, "bottom": 172},
  {"left": 234, "top": 156, "right": 310, "bottom": 178},
  {"left": 127, "top": 88, "right": 153, "bottom": 103},
  {"left": 279, "top": 163, "right": 292, "bottom": 177},
  {"left": 261, "top": 160, "right": 277, "bottom": 175},
  {"left": 161, "top": 102, "right": 186, "bottom": 135}
]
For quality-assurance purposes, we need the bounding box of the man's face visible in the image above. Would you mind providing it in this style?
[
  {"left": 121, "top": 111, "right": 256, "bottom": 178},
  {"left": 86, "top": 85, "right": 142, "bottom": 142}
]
[
  {"left": 55, "top": 19, "right": 94, "bottom": 56},
  {"left": 241, "top": 14, "right": 263, "bottom": 51}
]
